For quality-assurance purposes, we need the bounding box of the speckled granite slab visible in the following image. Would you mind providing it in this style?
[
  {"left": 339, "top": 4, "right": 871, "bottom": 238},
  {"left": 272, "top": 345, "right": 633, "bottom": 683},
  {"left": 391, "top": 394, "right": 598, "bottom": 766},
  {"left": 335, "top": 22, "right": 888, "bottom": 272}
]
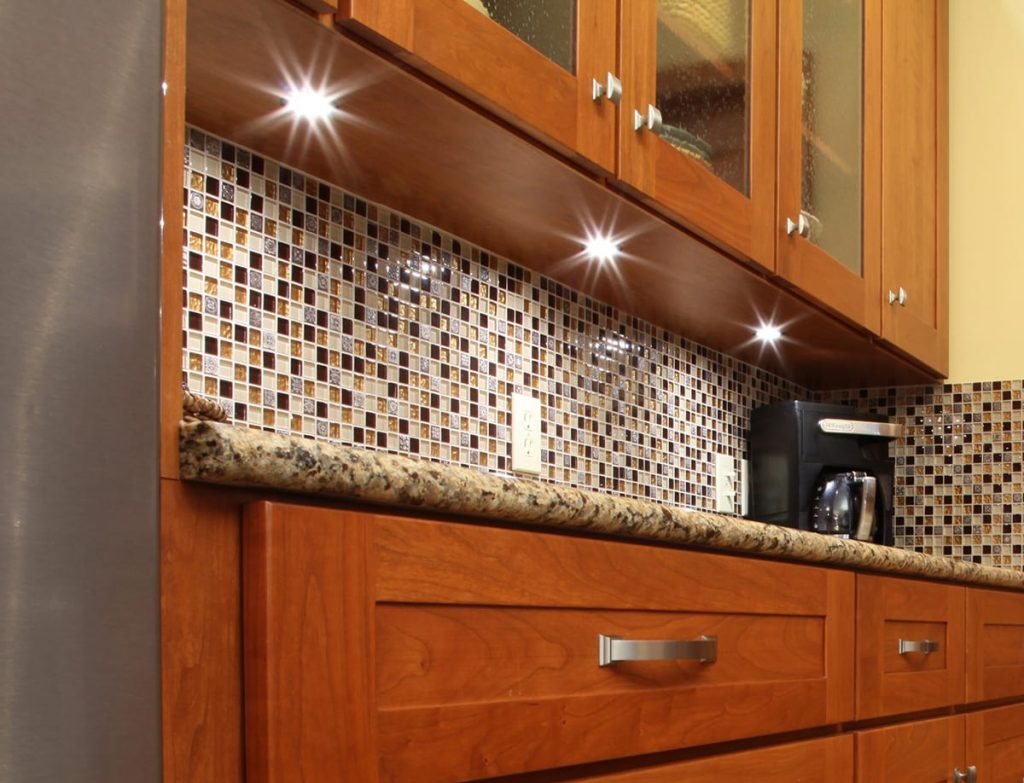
[{"left": 180, "top": 420, "right": 1024, "bottom": 590}]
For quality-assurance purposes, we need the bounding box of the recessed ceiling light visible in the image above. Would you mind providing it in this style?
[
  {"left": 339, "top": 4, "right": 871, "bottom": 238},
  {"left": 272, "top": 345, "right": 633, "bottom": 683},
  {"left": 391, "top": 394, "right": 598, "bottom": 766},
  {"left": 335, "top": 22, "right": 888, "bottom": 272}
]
[
  {"left": 283, "top": 86, "right": 335, "bottom": 122},
  {"left": 583, "top": 234, "right": 619, "bottom": 263},
  {"left": 755, "top": 323, "right": 783, "bottom": 343}
]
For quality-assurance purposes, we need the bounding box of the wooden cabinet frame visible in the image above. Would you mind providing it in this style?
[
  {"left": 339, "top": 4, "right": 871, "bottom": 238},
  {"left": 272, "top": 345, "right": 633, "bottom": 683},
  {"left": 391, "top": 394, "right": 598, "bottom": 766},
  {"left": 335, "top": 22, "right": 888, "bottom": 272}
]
[
  {"left": 337, "top": 0, "right": 618, "bottom": 174},
  {"left": 618, "top": 0, "right": 778, "bottom": 270}
]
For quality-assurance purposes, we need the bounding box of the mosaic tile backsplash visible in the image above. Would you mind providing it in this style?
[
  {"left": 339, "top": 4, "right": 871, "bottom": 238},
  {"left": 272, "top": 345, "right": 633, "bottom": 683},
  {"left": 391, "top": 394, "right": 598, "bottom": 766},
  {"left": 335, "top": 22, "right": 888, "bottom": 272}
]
[
  {"left": 181, "top": 126, "right": 807, "bottom": 512},
  {"left": 824, "top": 383, "right": 1024, "bottom": 568},
  {"left": 182, "top": 127, "right": 1023, "bottom": 569}
]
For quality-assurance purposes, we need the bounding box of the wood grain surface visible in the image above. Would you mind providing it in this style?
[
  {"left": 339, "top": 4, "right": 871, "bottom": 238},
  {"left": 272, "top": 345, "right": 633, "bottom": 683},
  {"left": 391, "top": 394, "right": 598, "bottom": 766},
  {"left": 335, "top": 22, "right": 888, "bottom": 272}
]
[
  {"left": 967, "top": 587, "right": 1024, "bottom": 703},
  {"left": 966, "top": 702, "right": 1024, "bottom": 783},
  {"left": 856, "top": 714, "right": 964, "bottom": 783},
  {"left": 160, "top": 479, "right": 244, "bottom": 783},
  {"left": 856, "top": 573, "right": 965, "bottom": 719},
  {"left": 244, "top": 501, "right": 379, "bottom": 783}
]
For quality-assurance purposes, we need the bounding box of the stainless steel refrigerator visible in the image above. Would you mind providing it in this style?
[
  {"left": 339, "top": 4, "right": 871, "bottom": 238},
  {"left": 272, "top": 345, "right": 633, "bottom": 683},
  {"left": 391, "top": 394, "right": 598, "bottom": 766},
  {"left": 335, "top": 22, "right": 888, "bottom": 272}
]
[{"left": 0, "top": 0, "right": 163, "bottom": 779}]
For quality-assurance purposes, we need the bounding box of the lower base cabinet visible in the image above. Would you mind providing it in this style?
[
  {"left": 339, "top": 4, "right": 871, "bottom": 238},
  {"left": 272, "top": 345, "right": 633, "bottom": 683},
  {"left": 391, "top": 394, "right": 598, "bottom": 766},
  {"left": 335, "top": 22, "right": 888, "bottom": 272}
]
[{"left": 240, "top": 500, "right": 1024, "bottom": 782}]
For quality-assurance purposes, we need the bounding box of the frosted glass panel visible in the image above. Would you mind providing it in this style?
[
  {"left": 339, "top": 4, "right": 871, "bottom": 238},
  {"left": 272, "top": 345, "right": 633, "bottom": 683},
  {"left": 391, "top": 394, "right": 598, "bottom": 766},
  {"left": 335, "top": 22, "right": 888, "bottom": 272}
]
[
  {"left": 801, "top": 0, "right": 863, "bottom": 274},
  {"left": 464, "top": 0, "right": 576, "bottom": 74},
  {"left": 655, "top": 0, "right": 751, "bottom": 195}
]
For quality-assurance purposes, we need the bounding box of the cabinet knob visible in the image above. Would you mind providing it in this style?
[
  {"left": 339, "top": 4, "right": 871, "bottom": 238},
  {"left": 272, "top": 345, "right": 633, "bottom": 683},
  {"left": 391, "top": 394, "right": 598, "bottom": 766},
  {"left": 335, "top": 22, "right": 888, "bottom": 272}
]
[
  {"left": 888, "top": 287, "right": 908, "bottom": 306},
  {"left": 786, "top": 214, "right": 810, "bottom": 237},
  {"left": 953, "top": 766, "right": 977, "bottom": 783},
  {"left": 633, "top": 104, "right": 663, "bottom": 133},
  {"left": 592, "top": 72, "right": 622, "bottom": 104}
]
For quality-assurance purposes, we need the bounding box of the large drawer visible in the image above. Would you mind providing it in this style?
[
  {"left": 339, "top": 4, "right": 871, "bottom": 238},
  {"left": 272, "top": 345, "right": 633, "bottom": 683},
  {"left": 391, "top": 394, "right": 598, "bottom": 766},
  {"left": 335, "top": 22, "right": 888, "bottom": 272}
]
[
  {"left": 243, "top": 502, "right": 855, "bottom": 783},
  {"left": 967, "top": 587, "right": 1024, "bottom": 703},
  {"left": 565, "top": 734, "right": 853, "bottom": 782},
  {"left": 856, "top": 573, "right": 965, "bottom": 719}
]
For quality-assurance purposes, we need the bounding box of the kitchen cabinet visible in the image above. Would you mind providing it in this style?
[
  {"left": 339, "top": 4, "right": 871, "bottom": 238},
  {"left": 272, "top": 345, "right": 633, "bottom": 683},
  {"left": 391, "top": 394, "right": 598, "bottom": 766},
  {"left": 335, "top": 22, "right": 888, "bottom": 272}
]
[
  {"left": 878, "top": 0, "right": 948, "bottom": 373},
  {"left": 967, "top": 586, "right": 1024, "bottom": 703},
  {"left": 856, "top": 714, "right": 966, "bottom": 783},
  {"left": 243, "top": 501, "right": 855, "bottom": 782},
  {"left": 162, "top": 469, "right": 1024, "bottom": 783},
  {"left": 856, "top": 573, "right": 965, "bottom": 719},
  {"left": 780, "top": 0, "right": 947, "bottom": 375},
  {"left": 618, "top": 0, "right": 777, "bottom": 269},
  {"left": 336, "top": 0, "right": 618, "bottom": 174},
  {"left": 966, "top": 702, "right": 1024, "bottom": 782},
  {"left": 335, "top": 3, "right": 948, "bottom": 379}
]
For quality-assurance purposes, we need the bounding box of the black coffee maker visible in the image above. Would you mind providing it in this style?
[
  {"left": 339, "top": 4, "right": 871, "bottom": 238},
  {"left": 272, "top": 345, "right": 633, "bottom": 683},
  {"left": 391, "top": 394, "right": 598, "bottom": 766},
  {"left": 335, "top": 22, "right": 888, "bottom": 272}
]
[{"left": 748, "top": 401, "right": 900, "bottom": 545}]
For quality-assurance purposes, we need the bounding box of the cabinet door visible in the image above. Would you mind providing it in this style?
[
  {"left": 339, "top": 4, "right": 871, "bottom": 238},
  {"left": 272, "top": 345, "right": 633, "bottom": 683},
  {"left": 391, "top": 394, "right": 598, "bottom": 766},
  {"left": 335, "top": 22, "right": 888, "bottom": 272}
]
[
  {"left": 337, "top": 0, "right": 617, "bottom": 173},
  {"left": 879, "top": 0, "right": 948, "bottom": 374},
  {"left": 618, "top": 0, "right": 777, "bottom": 270},
  {"left": 966, "top": 703, "right": 1024, "bottom": 783},
  {"left": 967, "top": 587, "right": 1024, "bottom": 703},
  {"left": 856, "top": 715, "right": 965, "bottom": 783},
  {"left": 856, "top": 574, "right": 965, "bottom": 719},
  {"left": 777, "top": 0, "right": 882, "bottom": 331},
  {"left": 567, "top": 734, "right": 853, "bottom": 782}
]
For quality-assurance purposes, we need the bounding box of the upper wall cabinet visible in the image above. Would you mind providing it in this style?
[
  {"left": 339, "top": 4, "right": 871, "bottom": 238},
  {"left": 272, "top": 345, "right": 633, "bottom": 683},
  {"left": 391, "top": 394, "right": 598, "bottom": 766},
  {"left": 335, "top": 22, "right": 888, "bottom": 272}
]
[
  {"left": 336, "top": 0, "right": 618, "bottom": 175},
  {"left": 878, "top": 0, "right": 948, "bottom": 374},
  {"left": 618, "top": 0, "right": 777, "bottom": 270},
  {"left": 776, "top": 0, "right": 882, "bottom": 332},
  {"left": 777, "top": 0, "right": 948, "bottom": 375}
]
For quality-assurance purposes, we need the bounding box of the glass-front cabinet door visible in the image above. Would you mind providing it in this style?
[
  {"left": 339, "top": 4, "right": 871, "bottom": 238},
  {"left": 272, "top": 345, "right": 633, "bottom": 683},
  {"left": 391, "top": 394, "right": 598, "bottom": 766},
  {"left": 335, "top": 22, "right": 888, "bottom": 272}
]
[
  {"left": 777, "top": 0, "right": 882, "bottom": 331},
  {"left": 337, "top": 0, "right": 617, "bottom": 174},
  {"left": 619, "top": 0, "right": 777, "bottom": 270}
]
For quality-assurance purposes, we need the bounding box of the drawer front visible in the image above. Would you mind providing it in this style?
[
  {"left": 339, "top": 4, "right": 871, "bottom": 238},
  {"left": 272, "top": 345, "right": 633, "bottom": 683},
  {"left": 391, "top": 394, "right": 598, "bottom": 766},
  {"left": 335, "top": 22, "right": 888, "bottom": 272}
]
[
  {"left": 966, "top": 702, "right": 1024, "bottom": 782},
  {"left": 967, "top": 587, "right": 1024, "bottom": 703},
  {"left": 374, "top": 514, "right": 855, "bottom": 782},
  {"left": 856, "top": 715, "right": 965, "bottom": 783},
  {"left": 566, "top": 734, "right": 854, "bottom": 782},
  {"left": 856, "top": 574, "right": 965, "bottom": 719},
  {"left": 242, "top": 502, "right": 855, "bottom": 783}
]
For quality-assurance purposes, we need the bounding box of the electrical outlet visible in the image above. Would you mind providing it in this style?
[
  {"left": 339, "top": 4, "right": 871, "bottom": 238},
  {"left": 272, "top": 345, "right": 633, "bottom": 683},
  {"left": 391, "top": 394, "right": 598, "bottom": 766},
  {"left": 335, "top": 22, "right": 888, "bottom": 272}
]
[
  {"left": 511, "top": 393, "right": 542, "bottom": 475},
  {"left": 739, "top": 458, "right": 750, "bottom": 517},
  {"left": 715, "top": 453, "right": 736, "bottom": 514}
]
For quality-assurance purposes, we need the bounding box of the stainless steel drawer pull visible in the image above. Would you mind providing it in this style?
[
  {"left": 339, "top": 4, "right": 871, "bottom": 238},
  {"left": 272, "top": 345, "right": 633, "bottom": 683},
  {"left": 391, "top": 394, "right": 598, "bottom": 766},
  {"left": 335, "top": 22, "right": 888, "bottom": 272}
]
[
  {"left": 598, "top": 634, "right": 717, "bottom": 667},
  {"left": 898, "top": 638, "right": 939, "bottom": 655}
]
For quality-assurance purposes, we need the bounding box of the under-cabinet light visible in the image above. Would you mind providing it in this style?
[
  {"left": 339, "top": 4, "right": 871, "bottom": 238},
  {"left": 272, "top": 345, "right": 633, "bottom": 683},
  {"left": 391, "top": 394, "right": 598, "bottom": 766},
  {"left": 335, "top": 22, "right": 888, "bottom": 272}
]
[
  {"left": 583, "top": 234, "right": 619, "bottom": 263},
  {"left": 755, "top": 323, "right": 783, "bottom": 343},
  {"left": 283, "top": 86, "right": 336, "bottom": 122}
]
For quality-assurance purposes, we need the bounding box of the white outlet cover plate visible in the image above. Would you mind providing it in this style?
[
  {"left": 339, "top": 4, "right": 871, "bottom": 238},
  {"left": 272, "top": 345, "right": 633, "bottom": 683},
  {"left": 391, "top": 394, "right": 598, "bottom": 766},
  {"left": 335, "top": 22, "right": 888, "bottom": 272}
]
[
  {"left": 511, "top": 393, "right": 542, "bottom": 475},
  {"left": 715, "top": 453, "right": 736, "bottom": 514}
]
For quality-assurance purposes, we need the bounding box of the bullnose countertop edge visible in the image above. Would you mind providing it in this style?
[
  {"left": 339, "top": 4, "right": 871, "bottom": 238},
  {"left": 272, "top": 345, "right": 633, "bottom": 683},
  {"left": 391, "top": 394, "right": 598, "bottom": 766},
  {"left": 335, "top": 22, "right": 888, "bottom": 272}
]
[{"left": 179, "top": 420, "right": 1024, "bottom": 590}]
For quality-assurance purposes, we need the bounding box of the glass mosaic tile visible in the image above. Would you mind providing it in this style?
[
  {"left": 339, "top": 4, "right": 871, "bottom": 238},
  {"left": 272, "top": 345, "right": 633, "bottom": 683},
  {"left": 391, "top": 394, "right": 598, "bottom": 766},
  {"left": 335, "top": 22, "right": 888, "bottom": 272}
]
[
  {"left": 182, "top": 126, "right": 809, "bottom": 513},
  {"left": 182, "top": 127, "right": 1023, "bottom": 570},
  {"left": 823, "top": 382, "right": 1024, "bottom": 568}
]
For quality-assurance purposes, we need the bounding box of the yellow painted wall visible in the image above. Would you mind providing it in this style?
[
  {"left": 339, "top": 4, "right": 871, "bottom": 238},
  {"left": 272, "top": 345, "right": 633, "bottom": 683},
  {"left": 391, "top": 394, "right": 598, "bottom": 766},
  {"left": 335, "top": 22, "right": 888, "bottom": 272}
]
[{"left": 947, "top": 0, "right": 1024, "bottom": 383}]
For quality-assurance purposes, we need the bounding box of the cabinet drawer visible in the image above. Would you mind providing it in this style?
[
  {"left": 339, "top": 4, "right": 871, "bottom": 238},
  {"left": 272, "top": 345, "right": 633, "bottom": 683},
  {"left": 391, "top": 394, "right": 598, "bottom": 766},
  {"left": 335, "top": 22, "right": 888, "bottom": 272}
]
[
  {"left": 243, "top": 502, "right": 855, "bottom": 783},
  {"left": 966, "top": 701, "right": 1024, "bottom": 780},
  {"left": 856, "top": 574, "right": 965, "bottom": 719},
  {"left": 856, "top": 714, "right": 965, "bottom": 782},
  {"left": 566, "top": 734, "right": 853, "bottom": 782},
  {"left": 967, "top": 587, "right": 1024, "bottom": 703}
]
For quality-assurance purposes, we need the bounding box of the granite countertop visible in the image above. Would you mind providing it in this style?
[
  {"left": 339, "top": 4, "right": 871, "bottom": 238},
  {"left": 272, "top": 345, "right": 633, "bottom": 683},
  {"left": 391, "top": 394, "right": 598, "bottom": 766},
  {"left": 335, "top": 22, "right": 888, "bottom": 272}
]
[{"left": 180, "top": 420, "right": 1024, "bottom": 590}]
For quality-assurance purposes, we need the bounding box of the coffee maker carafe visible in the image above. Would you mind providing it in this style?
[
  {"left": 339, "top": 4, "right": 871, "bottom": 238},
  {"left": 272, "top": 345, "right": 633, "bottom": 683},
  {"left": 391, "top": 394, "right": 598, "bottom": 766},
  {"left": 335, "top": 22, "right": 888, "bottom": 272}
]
[{"left": 748, "top": 401, "right": 901, "bottom": 545}]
